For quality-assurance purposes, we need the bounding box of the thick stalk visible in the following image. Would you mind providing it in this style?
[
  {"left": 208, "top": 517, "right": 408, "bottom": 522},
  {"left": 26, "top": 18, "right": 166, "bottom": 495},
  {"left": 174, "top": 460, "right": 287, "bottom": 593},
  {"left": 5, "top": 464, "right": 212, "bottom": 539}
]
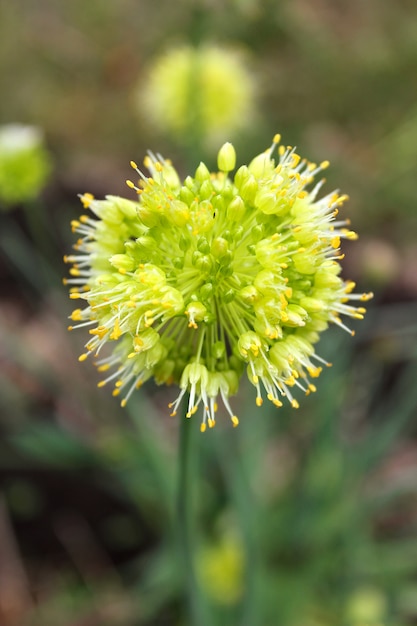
[{"left": 177, "top": 414, "right": 210, "bottom": 626}]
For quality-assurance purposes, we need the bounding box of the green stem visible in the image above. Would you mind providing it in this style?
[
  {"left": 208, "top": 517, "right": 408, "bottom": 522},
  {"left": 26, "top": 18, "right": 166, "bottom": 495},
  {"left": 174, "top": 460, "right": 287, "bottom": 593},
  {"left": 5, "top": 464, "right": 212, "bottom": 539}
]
[
  {"left": 177, "top": 414, "right": 211, "bottom": 626},
  {"left": 217, "top": 426, "right": 262, "bottom": 626}
]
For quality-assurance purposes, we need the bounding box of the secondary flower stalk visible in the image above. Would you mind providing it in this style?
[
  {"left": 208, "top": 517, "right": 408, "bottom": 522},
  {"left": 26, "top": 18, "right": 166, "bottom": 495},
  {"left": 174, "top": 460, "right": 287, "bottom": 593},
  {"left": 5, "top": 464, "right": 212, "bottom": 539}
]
[{"left": 65, "top": 135, "right": 372, "bottom": 431}]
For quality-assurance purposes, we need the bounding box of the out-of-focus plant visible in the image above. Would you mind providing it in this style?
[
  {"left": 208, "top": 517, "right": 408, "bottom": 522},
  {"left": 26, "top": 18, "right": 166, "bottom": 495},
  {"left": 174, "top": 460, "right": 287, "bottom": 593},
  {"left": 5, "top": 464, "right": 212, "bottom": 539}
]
[
  {"left": 0, "top": 123, "right": 51, "bottom": 208},
  {"left": 138, "top": 44, "right": 256, "bottom": 155}
]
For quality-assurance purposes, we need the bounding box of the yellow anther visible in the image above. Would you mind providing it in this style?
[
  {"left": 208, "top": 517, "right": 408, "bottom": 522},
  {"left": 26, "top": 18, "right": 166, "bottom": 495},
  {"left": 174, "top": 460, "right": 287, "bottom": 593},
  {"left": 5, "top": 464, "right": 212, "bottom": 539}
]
[
  {"left": 121, "top": 399, "right": 127, "bottom": 408},
  {"left": 80, "top": 192, "right": 94, "bottom": 208},
  {"left": 112, "top": 388, "right": 120, "bottom": 397},
  {"left": 126, "top": 179, "right": 135, "bottom": 189},
  {"left": 231, "top": 416, "right": 239, "bottom": 427},
  {"left": 273, "top": 133, "right": 281, "bottom": 144},
  {"left": 320, "top": 160, "right": 330, "bottom": 169},
  {"left": 70, "top": 309, "right": 83, "bottom": 321},
  {"left": 130, "top": 160, "right": 138, "bottom": 170},
  {"left": 200, "top": 423, "right": 207, "bottom": 433},
  {"left": 97, "top": 364, "right": 110, "bottom": 372},
  {"left": 89, "top": 326, "right": 107, "bottom": 339},
  {"left": 110, "top": 318, "right": 122, "bottom": 340},
  {"left": 256, "top": 396, "right": 263, "bottom": 407},
  {"left": 289, "top": 154, "right": 299, "bottom": 169},
  {"left": 78, "top": 353, "right": 88, "bottom": 362},
  {"left": 342, "top": 229, "right": 358, "bottom": 240},
  {"left": 307, "top": 366, "right": 322, "bottom": 378},
  {"left": 291, "top": 399, "right": 300, "bottom": 409},
  {"left": 208, "top": 418, "right": 215, "bottom": 428},
  {"left": 97, "top": 380, "right": 107, "bottom": 388}
]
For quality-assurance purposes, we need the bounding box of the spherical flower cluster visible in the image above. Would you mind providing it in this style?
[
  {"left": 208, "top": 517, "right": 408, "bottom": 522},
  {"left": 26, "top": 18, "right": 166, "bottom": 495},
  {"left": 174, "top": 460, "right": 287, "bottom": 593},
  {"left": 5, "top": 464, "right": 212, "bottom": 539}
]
[
  {"left": 0, "top": 124, "right": 51, "bottom": 207},
  {"left": 139, "top": 45, "right": 255, "bottom": 148},
  {"left": 65, "top": 135, "right": 372, "bottom": 431}
]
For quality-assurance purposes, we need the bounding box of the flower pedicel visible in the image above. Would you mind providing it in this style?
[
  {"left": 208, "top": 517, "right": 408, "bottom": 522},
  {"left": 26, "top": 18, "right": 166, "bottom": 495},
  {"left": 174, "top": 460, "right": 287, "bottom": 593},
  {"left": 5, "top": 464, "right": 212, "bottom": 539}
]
[{"left": 65, "top": 135, "right": 372, "bottom": 431}]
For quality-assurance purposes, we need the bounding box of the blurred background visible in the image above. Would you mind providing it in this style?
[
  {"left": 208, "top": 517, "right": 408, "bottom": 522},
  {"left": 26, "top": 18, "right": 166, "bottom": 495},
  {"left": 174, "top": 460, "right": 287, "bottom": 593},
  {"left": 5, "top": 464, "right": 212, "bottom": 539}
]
[{"left": 1, "top": 0, "right": 417, "bottom": 624}]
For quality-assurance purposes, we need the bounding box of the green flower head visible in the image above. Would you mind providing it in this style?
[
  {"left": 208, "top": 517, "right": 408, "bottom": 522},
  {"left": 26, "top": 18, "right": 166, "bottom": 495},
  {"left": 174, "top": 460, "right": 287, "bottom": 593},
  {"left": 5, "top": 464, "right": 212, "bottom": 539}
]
[
  {"left": 0, "top": 124, "right": 51, "bottom": 207},
  {"left": 139, "top": 45, "right": 255, "bottom": 148},
  {"left": 66, "top": 135, "right": 372, "bottom": 431}
]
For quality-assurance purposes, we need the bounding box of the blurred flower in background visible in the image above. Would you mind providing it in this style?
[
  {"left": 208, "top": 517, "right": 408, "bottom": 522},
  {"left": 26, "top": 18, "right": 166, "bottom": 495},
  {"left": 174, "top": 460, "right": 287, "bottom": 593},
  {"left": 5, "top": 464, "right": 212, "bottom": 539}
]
[
  {"left": 198, "top": 529, "right": 245, "bottom": 606},
  {"left": 138, "top": 44, "right": 256, "bottom": 151},
  {"left": 0, "top": 124, "right": 52, "bottom": 208}
]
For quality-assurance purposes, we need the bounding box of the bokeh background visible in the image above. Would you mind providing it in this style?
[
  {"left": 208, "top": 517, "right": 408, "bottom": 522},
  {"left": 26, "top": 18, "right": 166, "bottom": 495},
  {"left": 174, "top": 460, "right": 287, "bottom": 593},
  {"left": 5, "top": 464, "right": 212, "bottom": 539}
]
[{"left": 1, "top": 1, "right": 417, "bottom": 625}]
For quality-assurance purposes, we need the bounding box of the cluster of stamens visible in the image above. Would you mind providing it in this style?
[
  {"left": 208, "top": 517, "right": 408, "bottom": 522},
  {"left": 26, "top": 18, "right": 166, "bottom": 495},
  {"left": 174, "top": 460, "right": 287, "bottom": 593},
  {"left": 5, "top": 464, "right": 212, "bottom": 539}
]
[{"left": 65, "top": 135, "right": 372, "bottom": 431}]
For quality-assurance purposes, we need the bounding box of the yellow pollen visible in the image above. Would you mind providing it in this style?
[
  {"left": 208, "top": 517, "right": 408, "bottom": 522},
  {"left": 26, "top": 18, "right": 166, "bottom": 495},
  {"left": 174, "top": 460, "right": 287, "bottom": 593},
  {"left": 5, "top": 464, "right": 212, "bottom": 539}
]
[
  {"left": 291, "top": 399, "right": 300, "bottom": 409},
  {"left": 89, "top": 326, "right": 108, "bottom": 339},
  {"left": 121, "top": 399, "right": 127, "bottom": 408},
  {"left": 231, "top": 416, "right": 239, "bottom": 427},
  {"left": 200, "top": 423, "right": 207, "bottom": 433},
  {"left": 126, "top": 179, "right": 135, "bottom": 189},
  {"left": 291, "top": 154, "right": 301, "bottom": 167},
  {"left": 130, "top": 160, "right": 138, "bottom": 170},
  {"left": 256, "top": 396, "right": 263, "bottom": 407},
  {"left": 110, "top": 318, "right": 122, "bottom": 340},
  {"left": 320, "top": 160, "right": 330, "bottom": 169},
  {"left": 70, "top": 309, "right": 83, "bottom": 321},
  {"left": 80, "top": 192, "right": 94, "bottom": 208},
  {"left": 78, "top": 353, "right": 88, "bottom": 362}
]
